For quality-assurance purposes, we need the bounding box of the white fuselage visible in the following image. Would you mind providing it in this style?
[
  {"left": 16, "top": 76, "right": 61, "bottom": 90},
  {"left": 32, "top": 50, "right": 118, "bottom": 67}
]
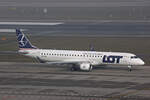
[{"left": 19, "top": 49, "right": 145, "bottom": 66}]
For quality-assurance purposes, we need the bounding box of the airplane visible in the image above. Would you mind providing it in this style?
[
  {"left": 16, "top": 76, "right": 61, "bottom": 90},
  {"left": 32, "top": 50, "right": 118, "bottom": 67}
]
[{"left": 16, "top": 29, "right": 145, "bottom": 72}]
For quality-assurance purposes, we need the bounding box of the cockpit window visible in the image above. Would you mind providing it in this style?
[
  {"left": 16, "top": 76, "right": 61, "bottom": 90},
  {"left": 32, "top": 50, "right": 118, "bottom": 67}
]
[{"left": 131, "top": 56, "right": 138, "bottom": 59}]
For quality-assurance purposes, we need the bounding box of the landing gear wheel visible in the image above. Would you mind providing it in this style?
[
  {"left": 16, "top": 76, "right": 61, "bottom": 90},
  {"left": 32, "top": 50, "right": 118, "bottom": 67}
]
[
  {"left": 71, "top": 67, "right": 76, "bottom": 71},
  {"left": 88, "top": 65, "right": 93, "bottom": 72},
  {"left": 70, "top": 64, "right": 77, "bottom": 71},
  {"left": 128, "top": 65, "right": 132, "bottom": 72}
]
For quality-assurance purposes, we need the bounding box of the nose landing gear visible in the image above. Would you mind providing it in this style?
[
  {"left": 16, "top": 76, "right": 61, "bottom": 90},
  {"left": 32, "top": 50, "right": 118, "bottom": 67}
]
[{"left": 128, "top": 65, "right": 132, "bottom": 71}]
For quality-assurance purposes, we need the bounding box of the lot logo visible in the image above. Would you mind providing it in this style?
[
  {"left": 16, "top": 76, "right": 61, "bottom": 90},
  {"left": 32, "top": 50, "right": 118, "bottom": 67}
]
[
  {"left": 18, "top": 34, "right": 27, "bottom": 47},
  {"left": 103, "top": 55, "right": 123, "bottom": 63}
]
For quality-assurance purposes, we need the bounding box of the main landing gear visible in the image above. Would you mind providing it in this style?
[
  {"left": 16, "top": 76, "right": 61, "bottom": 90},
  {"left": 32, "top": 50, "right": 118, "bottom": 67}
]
[
  {"left": 70, "top": 66, "right": 77, "bottom": 71},
  {"left": 70, "top": 64, "right": 78, "bottom": 71},
  {"left": 128, "top": 65, "right": 132, "bottom": 71}
]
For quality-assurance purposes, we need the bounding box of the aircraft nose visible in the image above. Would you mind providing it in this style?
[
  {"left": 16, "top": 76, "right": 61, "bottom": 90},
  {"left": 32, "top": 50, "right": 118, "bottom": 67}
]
[{"left": 139, "top": 59, "right": 145, "bottom": 65}]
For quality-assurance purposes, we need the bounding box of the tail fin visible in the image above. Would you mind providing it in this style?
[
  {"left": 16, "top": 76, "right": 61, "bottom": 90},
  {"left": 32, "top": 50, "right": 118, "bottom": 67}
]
[{"left": 16, "top": 29, "right": 37, "bottom": 49}]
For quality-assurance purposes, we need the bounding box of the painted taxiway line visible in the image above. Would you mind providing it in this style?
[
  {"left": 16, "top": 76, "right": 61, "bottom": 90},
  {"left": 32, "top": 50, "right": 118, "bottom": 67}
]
[
  {"left": 0, "top": 22, "right": 63, "bottom": 25},
  {"left": 0, "top": 29, "right": 27, "bottom": 32}
]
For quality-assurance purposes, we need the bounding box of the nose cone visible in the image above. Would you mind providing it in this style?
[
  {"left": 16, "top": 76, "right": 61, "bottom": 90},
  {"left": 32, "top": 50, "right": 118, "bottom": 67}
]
[
  {"left": 138, "top": 59, "right": 145, "bottom": 65},
  {"left": 131, "top": 58, "right": 145, "bottom": 65}
]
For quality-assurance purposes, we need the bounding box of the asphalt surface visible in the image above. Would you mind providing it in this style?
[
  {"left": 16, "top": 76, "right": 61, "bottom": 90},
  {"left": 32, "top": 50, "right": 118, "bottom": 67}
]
[
  {"left": 0, "top": 62, "right": 149, "bottom": 100},
  {"left": 0, "top": 0, "right": 149, "bottom": 21},
  {"left": 0, "top": 21, "right": 150, "bottom": 36},
  {"left": 0, "top": 0, "right": 150, "bottom": 7}
]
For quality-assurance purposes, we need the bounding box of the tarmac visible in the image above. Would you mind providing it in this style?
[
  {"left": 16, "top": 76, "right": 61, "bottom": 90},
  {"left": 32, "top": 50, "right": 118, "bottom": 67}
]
[
  {"left": 0, "top": 21, "right": 150, "bottom": 36},
  {"left": 0, "top": 0, "right": 149, "bottom": 21},
  {"left": 0, "top": 62, "right": 150, "bottom": 100}
]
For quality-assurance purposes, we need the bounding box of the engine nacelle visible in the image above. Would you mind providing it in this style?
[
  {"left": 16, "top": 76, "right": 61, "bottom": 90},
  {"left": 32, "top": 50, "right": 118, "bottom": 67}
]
[{"left": 79, "top": 63, "right": 92, "bottom": 71}]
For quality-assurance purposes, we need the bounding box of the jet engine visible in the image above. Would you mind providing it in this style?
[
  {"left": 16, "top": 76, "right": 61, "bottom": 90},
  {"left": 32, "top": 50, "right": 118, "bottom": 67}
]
[{"left": 79, "top": 63, "right": 92, "bottom": 71}]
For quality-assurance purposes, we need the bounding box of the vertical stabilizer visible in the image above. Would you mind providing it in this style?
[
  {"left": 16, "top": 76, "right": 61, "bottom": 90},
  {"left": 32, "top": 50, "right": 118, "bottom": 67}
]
[{"left": 16, "top": 29, "right": 37, "bottom": 49}]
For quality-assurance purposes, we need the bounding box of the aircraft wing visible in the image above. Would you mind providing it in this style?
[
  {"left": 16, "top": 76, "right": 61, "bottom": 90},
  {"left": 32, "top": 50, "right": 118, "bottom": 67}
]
[{"left": 45, "top": 59, "right": 89, "bottom": 65}]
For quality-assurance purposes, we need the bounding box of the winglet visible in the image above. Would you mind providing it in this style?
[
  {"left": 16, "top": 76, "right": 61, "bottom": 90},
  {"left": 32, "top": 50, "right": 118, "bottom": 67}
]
[{"left": 89, "top": 44, "right": 95, "bottom": 51}]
